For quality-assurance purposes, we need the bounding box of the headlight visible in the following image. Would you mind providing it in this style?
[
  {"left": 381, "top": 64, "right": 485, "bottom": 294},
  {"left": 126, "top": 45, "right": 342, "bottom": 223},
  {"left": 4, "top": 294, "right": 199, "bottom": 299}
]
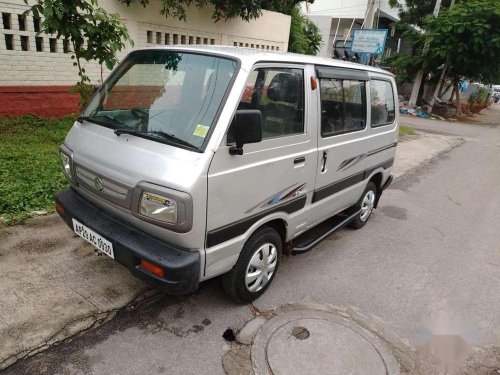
[
  {"left": 140, "top": 191, "right": 177, "bottom": 224},
  {"left": 60, "top": 150, "right": 72, "bottom": 180}
]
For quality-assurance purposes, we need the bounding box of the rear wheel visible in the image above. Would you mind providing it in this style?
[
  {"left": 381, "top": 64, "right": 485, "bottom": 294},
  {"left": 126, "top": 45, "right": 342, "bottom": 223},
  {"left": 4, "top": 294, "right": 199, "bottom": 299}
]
[
  {"left": 222, "top": 227, "right": 281, "bottom": 303},
  {"left": 348, "top": 181, "right": 377, "bottom": 229}
]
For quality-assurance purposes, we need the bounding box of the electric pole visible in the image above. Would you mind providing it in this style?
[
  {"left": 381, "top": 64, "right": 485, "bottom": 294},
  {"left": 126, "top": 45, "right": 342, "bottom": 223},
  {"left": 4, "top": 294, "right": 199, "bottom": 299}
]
[{"left": 408, "top": 0, "right": 443, "bottom": 107}]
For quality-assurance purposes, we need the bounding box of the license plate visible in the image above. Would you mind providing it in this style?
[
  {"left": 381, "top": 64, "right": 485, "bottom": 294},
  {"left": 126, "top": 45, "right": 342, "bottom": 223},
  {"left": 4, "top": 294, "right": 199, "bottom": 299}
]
[{"left": 72, "top": 219, "right": 114, "bottom": 259}]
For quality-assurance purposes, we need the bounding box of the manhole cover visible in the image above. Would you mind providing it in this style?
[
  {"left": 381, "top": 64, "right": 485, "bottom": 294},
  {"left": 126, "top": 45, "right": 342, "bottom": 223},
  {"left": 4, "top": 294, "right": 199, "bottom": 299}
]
[{"left": 252, "top": 309, "right": 400, "bottom": 375}]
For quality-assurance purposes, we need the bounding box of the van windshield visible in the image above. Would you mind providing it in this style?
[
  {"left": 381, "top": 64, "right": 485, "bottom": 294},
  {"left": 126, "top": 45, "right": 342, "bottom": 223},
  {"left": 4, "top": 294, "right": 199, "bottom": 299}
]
[{"left": 82, "top": 50, "right": 238, "bottom": 150}]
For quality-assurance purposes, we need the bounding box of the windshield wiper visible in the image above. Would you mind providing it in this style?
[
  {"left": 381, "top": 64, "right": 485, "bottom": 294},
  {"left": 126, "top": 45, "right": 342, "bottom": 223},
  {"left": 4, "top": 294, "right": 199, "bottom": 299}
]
[
  {"left": 77, "top": 115, "right": 128, "bottom": 129},
  {"left": 114, "top": 128, "right": 198, "bottom": 149}
]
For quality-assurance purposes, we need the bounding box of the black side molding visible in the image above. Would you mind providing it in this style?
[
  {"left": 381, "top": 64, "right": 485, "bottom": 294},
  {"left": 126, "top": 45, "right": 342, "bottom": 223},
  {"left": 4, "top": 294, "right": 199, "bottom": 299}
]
[
  {"left": 206, "top": 195, "right": 307, "bottom": 248},
  {"left": 312, "top": 158, "right": 394, "bottom": 203}
]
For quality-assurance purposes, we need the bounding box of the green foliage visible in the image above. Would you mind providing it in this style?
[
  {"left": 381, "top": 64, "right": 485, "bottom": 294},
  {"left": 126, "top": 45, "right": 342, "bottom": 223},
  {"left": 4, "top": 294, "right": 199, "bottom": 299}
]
[
  {"left": 389, "top": 0, "right": 453, "bottom": 28},
  {"left": 120, "top": 0, "right": 264, "bottom": 22},
  {"left": 469, "top": 86, "right": 489, "bottom": 105},
  {"left": 287, "top": 6, "right": 322, "bottom": 55},
  {"left": 422, "top": 0, "right": 500, "bottom": 84},
  {"left": 0, "top": 116, "right": 74, "bottom": 225},
  {"left": 387, "top": 0, "right": 500, "bottom": 86},
  {"left": 382, "top": 54, "right": 423, "bottom": 84},
  {"left": 120, "top": 0, "right": 307, "bottom": 22},
  {"left": 24, "top": 0, "right": 132, "bottom": 107}
]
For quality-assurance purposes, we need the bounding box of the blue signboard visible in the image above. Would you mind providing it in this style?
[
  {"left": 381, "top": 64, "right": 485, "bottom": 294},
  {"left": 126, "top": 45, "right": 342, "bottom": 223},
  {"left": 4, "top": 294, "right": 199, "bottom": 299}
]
[{"left": 351, "top": 29, "right": 388, "bottom": 54}]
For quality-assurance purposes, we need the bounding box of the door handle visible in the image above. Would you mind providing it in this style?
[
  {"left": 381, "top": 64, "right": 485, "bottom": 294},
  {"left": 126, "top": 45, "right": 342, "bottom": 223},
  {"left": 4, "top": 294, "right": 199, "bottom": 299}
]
[
  {"left": 294, "top": 156, "right": 306, "bottom": 164},
  {"left": 321, "top": 150, "right": 328, "bottom": 172}
]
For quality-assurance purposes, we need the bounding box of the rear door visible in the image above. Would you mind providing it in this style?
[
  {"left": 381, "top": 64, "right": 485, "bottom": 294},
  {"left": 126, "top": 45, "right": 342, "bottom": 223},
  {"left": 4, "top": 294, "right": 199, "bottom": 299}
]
[
  {"left": 205, "top": 63, "right": 318, "bottom": 274},
  {"left": 307, "top": 66, "right": 371, "bottom": 227}
]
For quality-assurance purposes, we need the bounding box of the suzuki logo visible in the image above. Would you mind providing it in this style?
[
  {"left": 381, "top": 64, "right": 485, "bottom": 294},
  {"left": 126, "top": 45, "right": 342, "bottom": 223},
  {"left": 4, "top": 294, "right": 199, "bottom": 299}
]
[{"left": 94, "top": 177, "right": 104, "bottom": 191}]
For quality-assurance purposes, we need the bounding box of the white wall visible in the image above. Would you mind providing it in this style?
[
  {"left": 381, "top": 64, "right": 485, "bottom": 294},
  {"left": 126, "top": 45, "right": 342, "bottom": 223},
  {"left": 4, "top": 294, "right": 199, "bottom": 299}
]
[
  {"left": 0, "top": 0, "right": 290, "bottom": 85},
  {"left": 303, "top": 0, "right": 399, "bottom": 20},
  {"left": 309, "top": 16, "right": 363, "bottom": 58}
]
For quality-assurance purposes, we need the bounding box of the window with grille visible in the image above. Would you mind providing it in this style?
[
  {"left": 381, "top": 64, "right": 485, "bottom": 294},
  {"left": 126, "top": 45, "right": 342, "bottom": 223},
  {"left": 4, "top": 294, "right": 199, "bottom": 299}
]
[
  {"left": 49, "top": 38, "right": 57, "bottom": 52},
  {"left": 33, "top": 17, "right": 40, "bottom": 32},
  {"left": 35, "top": 36, "right": 43, "bottom": 52},
  {"left": 20, "top": 35, "right": 29, "bottom": 51},
  {"left": 4, "top": 34, "right": 13, "bottom": 50},
  {"left": 2, "top": 13, "right": 11, "bottom": 29},
  {"left": 63, "top": 39, "right": 70, "bottom": 53},
  {"left": 18, "top": 14, "right": 26, "bottom": 31}
]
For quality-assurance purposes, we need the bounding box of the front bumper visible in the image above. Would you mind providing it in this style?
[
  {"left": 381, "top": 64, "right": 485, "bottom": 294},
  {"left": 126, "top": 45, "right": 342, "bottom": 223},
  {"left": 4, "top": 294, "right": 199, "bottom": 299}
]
[{"left": 55, "top": 188, "right": 200, "bottom": 295}]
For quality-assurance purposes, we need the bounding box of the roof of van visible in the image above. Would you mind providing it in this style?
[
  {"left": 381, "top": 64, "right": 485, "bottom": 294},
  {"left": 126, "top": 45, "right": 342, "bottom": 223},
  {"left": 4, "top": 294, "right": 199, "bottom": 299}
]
[{"left": 138, "top": 45, "right": 395, "bottom": 77}]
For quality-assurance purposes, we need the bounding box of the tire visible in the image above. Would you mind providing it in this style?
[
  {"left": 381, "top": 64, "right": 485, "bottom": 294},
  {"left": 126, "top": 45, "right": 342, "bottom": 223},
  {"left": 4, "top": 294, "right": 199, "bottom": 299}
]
[
  {"left": 222, "top": 227, "right": 282, "bottom": 303},
  {"left": 348, "top": 181, "right": 377, "bottom": 230}
]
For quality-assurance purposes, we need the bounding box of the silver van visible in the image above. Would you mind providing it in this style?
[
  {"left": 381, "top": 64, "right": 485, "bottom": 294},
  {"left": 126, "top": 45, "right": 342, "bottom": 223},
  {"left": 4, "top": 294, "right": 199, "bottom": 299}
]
[{"left": 56, "top": 46, "right": 398, "bottom": 303}]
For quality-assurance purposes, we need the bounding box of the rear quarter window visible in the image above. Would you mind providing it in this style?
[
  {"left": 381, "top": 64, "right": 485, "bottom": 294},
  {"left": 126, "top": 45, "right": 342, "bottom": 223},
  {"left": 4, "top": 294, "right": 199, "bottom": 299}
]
[{"left": 370, "top": 80, "right": 395, "bottom": 127}]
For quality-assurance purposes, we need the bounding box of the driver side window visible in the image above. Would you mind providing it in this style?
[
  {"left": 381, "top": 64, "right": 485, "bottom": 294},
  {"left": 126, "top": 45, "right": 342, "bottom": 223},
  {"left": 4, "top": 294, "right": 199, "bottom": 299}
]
[{"left": 235, "top": 67, "right": 305, "bottom": 140}]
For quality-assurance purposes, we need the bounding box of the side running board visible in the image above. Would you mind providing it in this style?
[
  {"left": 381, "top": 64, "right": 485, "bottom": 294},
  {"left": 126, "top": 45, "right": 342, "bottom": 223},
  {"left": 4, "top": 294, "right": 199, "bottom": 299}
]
[{"left": 291, "top": 210, "right": 361, "bottom": 254}]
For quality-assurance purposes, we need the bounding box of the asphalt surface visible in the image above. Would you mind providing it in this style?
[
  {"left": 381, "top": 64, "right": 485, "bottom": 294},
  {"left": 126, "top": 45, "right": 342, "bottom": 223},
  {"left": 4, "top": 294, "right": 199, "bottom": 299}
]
[{"left": 4, "top": 108, "right": 500, "bottom": 374}]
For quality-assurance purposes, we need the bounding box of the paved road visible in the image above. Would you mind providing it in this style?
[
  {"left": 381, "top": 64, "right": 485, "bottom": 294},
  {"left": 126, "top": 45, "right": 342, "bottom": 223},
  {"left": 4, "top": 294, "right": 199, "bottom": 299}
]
[{"left": 4, "top": 107, "right": 500, "bottom": 374}]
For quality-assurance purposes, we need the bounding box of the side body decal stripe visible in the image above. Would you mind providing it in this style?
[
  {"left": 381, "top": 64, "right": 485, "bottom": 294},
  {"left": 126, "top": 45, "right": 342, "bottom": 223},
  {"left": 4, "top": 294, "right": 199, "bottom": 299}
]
[
  {"left": 206, "top": 157, "right": 394, "bottom": 248},
  {"left": 206, "top": 195, "right": 307, "bottom": 248}
]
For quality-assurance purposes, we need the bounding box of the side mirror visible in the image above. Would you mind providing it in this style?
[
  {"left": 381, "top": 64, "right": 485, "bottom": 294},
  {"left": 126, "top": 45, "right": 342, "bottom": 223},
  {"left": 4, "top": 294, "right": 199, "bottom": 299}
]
[{"left": 229, "top": 109, "right": 262, "bottom": 155}]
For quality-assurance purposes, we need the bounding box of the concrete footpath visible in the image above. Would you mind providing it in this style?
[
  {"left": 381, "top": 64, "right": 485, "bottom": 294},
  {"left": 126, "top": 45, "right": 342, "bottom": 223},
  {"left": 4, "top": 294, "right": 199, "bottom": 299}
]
[{"left": 0, "top": 128, "right": 462, "bottom": 370}]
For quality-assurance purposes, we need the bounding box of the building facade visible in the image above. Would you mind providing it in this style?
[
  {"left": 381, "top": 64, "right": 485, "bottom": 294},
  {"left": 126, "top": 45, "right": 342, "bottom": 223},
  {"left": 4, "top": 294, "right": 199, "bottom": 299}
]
[
  {"left": 0, "top": 0, "right": 290, "bottom": 117},
  {"left": 303, "top": 0, "right": 410, "bottom": 61}
]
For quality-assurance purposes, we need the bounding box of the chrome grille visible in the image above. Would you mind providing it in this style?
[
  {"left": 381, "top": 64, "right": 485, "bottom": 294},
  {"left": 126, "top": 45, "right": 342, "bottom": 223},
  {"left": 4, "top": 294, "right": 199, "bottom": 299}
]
[{"left": 75, "top": 164, "right": 133, "bottom": 209}]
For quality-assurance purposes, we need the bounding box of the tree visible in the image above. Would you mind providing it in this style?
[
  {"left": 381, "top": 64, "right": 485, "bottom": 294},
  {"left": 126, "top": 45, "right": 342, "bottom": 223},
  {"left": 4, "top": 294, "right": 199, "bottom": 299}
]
[
  {"left": 423, "top": 0, "right": 500, "bottom": 85},
  {"left": 423, "top": 0, "right": 500, "bottom": 112},
  {"left": 388, "top": 0, "right": 452, "bottom": 28},
  {"left": 120, "top": 0, "right": 311, "bottom": 22},
  {"left": 286, "top": 6, "right": 322, "bottom": 55},
  {"left": 386, "top": 0, "right": 500, "bottom": 113},
  {"left": 24, "top": 0, "right": 132, "bottom": 106},
  {"left": 119, "top": 0, "right": 264, "bottom": 22},
  {"left": 121, "top": 0, "right": 322, "bottom": 55}
]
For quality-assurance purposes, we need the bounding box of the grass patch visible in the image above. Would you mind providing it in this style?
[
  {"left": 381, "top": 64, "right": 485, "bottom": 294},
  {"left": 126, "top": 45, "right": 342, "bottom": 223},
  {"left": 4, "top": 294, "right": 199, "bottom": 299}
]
[
  {"left": 399, "top": 125, "right": 416, "bottom": 137},
  {"left": 0, "top": 115, "right": 74, "bottom": 225}
]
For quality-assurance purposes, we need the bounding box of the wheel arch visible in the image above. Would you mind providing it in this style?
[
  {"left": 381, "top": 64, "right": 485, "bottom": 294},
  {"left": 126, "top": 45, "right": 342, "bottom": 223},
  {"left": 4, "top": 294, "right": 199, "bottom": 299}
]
[
  {"left": 368, "top": 171, "right": 384, "bottom": 208},
  {"left": 262, "top": 218, "right": 287, "bottom": 246}
]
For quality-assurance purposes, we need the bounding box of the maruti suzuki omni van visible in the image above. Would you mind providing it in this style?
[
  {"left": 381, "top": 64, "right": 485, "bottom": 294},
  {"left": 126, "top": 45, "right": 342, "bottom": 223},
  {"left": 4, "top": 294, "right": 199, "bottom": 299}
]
[{"left": 55, "top": 46, "right": 398, "bottom": 303}]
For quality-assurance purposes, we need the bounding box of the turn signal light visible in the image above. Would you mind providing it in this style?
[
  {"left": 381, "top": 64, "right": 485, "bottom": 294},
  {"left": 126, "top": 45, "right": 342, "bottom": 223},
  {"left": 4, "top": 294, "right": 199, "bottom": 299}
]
[
  {"left": 140, "top": 259, "right": 165, "bottom": 278},
  {"left": 310, "top": 76, "right": 317, "bottom": 90}
]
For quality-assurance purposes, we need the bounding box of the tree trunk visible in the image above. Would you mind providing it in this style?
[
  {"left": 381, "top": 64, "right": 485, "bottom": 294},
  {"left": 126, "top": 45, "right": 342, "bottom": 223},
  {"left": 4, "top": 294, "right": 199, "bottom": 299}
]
[
  {"left": 436, "top": 64, "right": 448, "bottom": 100},
  {"left": 454, "top": 83, "right": 462, "bottom": 116}
]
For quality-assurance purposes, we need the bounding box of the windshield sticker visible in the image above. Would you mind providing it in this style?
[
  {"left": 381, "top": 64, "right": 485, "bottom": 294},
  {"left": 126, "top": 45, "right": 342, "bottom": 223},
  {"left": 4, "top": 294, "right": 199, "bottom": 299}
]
[{"left": 193, "top": 124, "right": 209, "bottom": 138}]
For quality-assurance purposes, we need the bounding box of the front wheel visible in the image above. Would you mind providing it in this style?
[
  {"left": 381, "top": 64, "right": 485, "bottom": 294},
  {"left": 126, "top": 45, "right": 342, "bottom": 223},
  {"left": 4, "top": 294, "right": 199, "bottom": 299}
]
[
  {"left": 222, "top": 227, "right": 281, "bottom": 303},
  {"left": 348, "top": 181, "right": 377, "bottom": 229}
]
